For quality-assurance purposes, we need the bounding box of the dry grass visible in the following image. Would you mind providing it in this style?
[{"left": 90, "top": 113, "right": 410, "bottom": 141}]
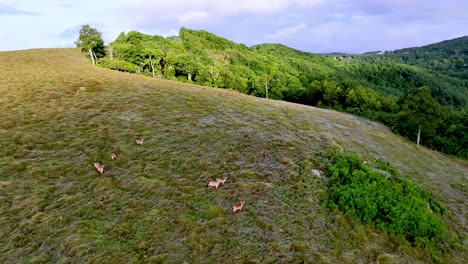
[{"left": 0, "top": 48, "right": 466, "bottom": 263}]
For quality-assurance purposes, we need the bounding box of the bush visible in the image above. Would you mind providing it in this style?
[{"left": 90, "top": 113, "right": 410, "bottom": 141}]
[
  {"left": 97, "top": 58, "right": 137, "bottom": 73},
  {"left": 325, "top": 153, "right": 447, "bottom": 252}
]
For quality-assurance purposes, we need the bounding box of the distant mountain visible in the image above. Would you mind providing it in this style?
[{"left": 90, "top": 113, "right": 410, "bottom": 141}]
[
  {"left": 253, "top": 41, "right": 467, "bottom": 108},
  {"left": 361, "top": 36, "right": 468, "bottom": 80}
]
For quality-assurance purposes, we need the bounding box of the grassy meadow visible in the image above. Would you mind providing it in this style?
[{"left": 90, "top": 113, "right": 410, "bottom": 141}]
[{"left": 0, "top": 49, "right": 466, "bottom": 263}]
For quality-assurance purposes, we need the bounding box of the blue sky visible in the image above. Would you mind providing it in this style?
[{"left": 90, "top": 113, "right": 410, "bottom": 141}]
[{"left": 0, "top": 0, "right": 467, "bottom": 53}]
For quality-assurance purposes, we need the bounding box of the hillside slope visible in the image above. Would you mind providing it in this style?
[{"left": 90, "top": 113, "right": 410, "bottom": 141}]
[
  {"left": 0, "top": 49, "right": 466, "bottom": 263},
  {"left": 102, "top": 29, "right": 468, "bottom": 158}
]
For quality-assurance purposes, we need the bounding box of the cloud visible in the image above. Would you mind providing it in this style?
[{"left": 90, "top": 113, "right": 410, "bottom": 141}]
[
  {"left": 58, "top": 25, "right": 82, "bottom": 39},
  {"left": 115, "top": 0, "right": 468, "bottom": 54},
  {"left": 123, "top": 0, "right": 324, "bottom": 29},
  {"left": 126, "top": 0, "right": 324, "bottom": 16},
  {"left": 335, "top": 0, "right": 468, "bottom": 24},
  {"left": 268, "top": 22, "right": 307, "bottom": 39},
  {"left": 1, "top": 0, "right": 467, "bottom": 53},
  {"left": 0, "top": 3, "right": 40, "bottom": 16},
  {"left": 178, "top": 11, "right": 209, "bottom": 23}
]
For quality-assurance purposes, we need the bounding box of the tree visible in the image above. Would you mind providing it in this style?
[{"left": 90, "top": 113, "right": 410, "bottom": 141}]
[
  {"left": 143, "top": 47, "right": 164, "bottom": 78},
  {"left": 174, "top": 54, "right": 200, "bottom": 81},
  {"left": 395, "top": 86, "right": 443, "bottom": 145},
  {"left": 75, "top": 25, "right": 105, "bottom": 66},
  {"left": 220, "top": 65, "right": 248, "bottom": 92},
  {"left": 160, "top": 51, "right": 178, "bottom": 79},
  {"left": 322, "top": 80, "right": 341, "bottom": 106}
]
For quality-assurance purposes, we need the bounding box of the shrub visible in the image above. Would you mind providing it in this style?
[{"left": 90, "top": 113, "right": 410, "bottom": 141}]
[
  {"left": 97, "top": 58, "right": 137, "bottom": 73},
  {"left": 325, "top": 153, "right": 447, "bottom": 253}
]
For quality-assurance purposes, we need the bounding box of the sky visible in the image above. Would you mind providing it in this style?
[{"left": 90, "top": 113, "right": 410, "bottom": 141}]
[{"left": 0, "top": 0, "right": 467, "bottom": 53}]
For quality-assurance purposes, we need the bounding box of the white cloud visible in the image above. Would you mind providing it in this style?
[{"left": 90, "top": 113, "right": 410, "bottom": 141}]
[
  {"left": 125, "top": 0, "right": 324, "bottom": 20},
  {"left": 268, "top": 22, "right": 307, "bottom": 39},
  {"left": 0, "top": 0, "right": 466, "bottom": 53},
  {"left": 178, "top": 11, "right": 209, "bottom": 23}
]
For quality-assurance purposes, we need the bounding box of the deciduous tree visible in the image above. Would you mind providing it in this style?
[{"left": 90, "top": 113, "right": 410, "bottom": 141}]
[
  {"left": 75, "top": 25, "right": 105, "bottom": 66},
  {"left": 396, "top": 86, "right": 443, "bottom": 144}
]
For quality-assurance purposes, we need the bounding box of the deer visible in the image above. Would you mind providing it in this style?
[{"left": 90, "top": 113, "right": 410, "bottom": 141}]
[
  {"left": 136, "top": 139, "right": 144, "bottom": 145},
  {"left": 232, "top": 201, "right": 245, "bottom": 212},
  {"left": 93, "top": 162, "right": 104, "bottom": 174},
  {"left": 208, "top": 180, "right": 221, "bottom": 188},
  {"left": 216, "top": 176, "right": 228, "bottom": 185},
  {"left": 111, "top": 151, "right": 117, "bottom": 160}
]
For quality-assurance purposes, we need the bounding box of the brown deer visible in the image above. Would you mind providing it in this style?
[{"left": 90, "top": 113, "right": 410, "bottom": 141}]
[
  {"left": 136, "top": 139, "right": 144, "bottom": 145},
  {"left": 93, "top": 162, "right": 104, "bottom": 174},
  {"left": 216, "top": 176, "right": 227, "bottom": 185},
  {"left": 111, "top": 151, "right": 117, "bottom": 160},
  {"left": 232, "top": 201, "right": 245, "bottom": 212},
  {"left": 208, "top": 181, "right": 221, "bottom": 188}
]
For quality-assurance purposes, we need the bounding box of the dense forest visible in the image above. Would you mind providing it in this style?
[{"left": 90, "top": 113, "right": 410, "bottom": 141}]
[
  {"left": 86, "top": 28, "right": 467, "bottom": 158},
  {"left": 361, "top": 36, "right": 468, "bottom": 80}
]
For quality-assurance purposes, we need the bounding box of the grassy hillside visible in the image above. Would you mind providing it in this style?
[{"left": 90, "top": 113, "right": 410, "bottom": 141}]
[{"left": 0, "top": 49, "right": 467, "bottom": 263}]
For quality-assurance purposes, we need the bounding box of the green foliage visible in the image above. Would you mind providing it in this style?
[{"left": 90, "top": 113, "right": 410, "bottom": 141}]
[
  {"left": 426, "top": 109, "right": 468, "bottom": 157},
  {"left": 385, "top": 36, "right": 468, "bottom": 81},
  {"left": 343, "top": 60, "right": 467, "bottom": 107},
  {"left": 395, "top": 86, "right": 443, "bottom": 139},
  {"left": 325, "top": 152, "right": 451, "bottom": 260},
  {"left": 173, "top": 54, "right": 200, "bottom": 81},
  {"left": 97, "top": 58, "right": 137, "bottom": 73},
  {"left": 75, "top": 25, "right": 105, "bottom": 64}
]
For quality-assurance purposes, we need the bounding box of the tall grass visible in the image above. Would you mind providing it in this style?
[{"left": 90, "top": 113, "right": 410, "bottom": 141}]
[{"left": 0, "top": 49, "right": 466, "bottom": 263}]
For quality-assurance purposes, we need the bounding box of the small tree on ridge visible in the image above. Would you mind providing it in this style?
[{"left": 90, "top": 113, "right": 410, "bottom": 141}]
[{"left": 75, "top": 25, "right": 105, "bottom": 65}]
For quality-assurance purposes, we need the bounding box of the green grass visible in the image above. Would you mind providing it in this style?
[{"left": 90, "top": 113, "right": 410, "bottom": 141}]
[{"left": 0, "top": 48, "right": 466, "bottom": 263}]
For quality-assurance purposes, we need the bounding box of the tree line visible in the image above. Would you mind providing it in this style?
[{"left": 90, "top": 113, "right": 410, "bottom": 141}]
[{"left": 76, "top": 25, "right": 468, "bottom": 158}]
